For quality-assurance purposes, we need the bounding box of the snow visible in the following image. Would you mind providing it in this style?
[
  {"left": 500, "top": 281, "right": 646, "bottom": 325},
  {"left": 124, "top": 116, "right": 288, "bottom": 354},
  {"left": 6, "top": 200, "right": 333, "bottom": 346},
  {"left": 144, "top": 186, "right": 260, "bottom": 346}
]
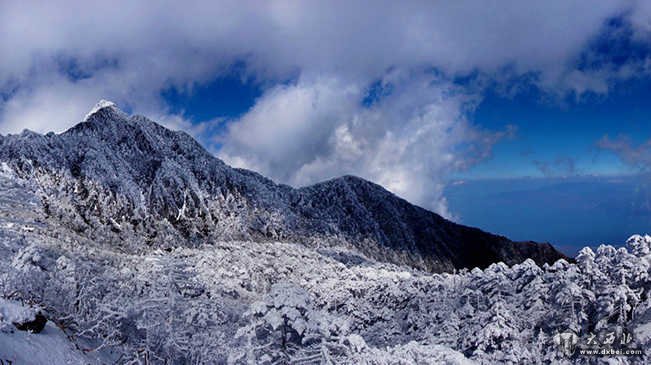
[
  {"left": 634, "top": 321, "right": 651, "bottom": 344},
  {"left": 0, "top": 186, "right": 647, "bottom": 364},
  {"left": 83, "top": 99, "right": 116, "bottom": 121},
  {"left": 0, "top": 299, "right": 105, "bottom": 364},
  {"left": 0, "top": 299, "right": 35, "bottom": 331},
  {"left": 0, "top": 162, "right": 12, "bottom": 177},
  {"left": 0, "top": 322, "right": 104, "bottom": 365}
]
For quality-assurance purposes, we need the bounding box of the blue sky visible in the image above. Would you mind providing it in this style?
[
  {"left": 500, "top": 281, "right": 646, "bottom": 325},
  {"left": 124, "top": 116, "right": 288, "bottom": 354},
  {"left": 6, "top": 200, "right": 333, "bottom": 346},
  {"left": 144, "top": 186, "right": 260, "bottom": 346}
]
[
  {"left": 461, "top": 77, "right": 651, "bottom": 179},
  {"left": 2, "top": 1, "right": 651, "bottom": 253},
  {"left": 449, "top": 75, "right": 651, "bottom": 254}
]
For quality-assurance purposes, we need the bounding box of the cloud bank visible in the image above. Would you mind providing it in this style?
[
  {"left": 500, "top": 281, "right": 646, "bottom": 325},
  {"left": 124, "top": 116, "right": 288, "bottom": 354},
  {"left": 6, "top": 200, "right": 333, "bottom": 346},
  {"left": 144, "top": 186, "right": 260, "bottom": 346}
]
[{"left": 2, "top": 0, "right": 651, "bottom": 216}]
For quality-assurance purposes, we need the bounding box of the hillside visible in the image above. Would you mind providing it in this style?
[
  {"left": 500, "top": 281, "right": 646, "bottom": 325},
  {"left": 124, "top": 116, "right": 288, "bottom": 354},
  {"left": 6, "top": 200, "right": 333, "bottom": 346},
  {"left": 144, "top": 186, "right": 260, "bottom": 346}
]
[{"left": 0, "top": 171, "right": 648, "bottom": 363}]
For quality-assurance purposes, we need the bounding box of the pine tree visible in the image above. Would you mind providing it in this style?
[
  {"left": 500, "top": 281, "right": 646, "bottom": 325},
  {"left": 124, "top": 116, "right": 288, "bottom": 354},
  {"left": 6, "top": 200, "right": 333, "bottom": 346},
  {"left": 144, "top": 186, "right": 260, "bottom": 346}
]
[{"left": 471, "top": 297, "right": 525, "bottom": 364}]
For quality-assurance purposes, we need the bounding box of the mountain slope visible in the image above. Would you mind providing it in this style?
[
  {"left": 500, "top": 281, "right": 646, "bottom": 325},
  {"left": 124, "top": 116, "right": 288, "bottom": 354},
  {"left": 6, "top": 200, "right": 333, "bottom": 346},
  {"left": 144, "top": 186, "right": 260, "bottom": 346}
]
[
  {"left": 0, "top": 101, "right": 565, "bottom": 272},
  {"left": 0, "top": 173, "right": 647, "bottom": 364}
]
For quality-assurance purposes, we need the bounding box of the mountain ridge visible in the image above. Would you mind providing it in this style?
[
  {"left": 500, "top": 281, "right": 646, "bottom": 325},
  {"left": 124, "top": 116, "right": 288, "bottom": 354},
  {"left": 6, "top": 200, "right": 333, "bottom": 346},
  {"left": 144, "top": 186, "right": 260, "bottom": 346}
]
[{"left": 0, "top": 101, "right": 566, "bottom": 272}]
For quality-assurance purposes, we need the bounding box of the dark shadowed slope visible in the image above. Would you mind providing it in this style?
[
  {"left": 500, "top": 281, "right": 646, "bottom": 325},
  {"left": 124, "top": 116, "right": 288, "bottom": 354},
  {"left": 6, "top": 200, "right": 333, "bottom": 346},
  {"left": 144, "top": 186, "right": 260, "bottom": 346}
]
[{"left": 0, "top": 101, "right": 565, "bottom": 272}]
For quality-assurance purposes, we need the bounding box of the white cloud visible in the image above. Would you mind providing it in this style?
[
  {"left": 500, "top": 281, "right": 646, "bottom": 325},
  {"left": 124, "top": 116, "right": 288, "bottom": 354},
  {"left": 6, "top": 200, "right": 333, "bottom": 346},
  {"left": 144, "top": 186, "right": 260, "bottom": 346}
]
[
  {"left": 219, "top": 74, "right": 504, "bottom": 217},
  {"left": 630, "top": 0, "right": 651, "bottom": 39},
  {"left": 0, "top": 73, "right": 117, "bottom": 134},
  {"left": 218, "top": 78, "right": 360, "bottom": 180}
]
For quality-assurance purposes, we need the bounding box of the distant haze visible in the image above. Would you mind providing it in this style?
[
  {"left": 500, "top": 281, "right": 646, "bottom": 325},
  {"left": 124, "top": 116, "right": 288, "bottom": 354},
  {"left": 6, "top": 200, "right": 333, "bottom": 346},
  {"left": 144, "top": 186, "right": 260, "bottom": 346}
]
[{"left": 446, "top": 175, "right": 651, "bottom": 255}]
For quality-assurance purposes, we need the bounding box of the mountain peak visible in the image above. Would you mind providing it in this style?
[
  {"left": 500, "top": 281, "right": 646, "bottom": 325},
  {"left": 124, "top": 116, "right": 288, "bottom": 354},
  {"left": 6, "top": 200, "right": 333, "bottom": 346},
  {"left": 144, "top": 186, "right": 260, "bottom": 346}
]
[
  {"left": 0, "top": 108, "right": 567, "bottom": 272},
  {"left": 84, "top": 99, "right": 119, "bottom": 121}
]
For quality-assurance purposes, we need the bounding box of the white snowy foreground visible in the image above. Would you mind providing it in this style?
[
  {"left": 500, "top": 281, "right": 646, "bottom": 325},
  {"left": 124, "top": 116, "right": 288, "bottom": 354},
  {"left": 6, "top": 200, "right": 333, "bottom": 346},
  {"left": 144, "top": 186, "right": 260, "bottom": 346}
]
[
  {"left": 0, "top": 173, "right": 649, "bottom": 364},
  {"left": 0, "top": 302, "right": 108, "bottom": 365}
]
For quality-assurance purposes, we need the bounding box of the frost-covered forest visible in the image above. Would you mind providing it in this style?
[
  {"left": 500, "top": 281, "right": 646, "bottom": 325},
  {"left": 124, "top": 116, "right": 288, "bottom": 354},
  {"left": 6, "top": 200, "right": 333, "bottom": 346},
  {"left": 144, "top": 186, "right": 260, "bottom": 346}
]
[{"left": 0, "top": 170, "right": 650, "bottom": 364}]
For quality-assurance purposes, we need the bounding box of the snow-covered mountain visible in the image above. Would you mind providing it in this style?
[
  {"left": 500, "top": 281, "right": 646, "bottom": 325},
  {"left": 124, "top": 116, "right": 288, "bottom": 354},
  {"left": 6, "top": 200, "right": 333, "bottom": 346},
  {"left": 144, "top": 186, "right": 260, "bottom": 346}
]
[
  {"left": 1, "top": 101, "right": 648, "bottom": 364},
  {"left": 0, "top": 169, "right": 649, "bottom": 364},
  {"left": 0, "top": 101, "right": 563, "bottom": 273}
]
